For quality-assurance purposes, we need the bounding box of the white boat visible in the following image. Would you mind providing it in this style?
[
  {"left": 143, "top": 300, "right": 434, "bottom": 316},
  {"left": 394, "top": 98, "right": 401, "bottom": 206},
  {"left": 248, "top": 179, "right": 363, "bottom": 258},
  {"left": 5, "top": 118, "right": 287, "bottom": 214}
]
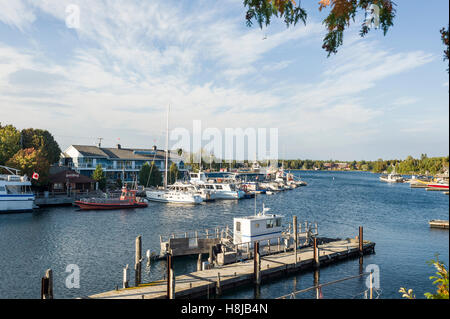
[
  {"left": 189, "top": 171, "right": 245, "bottom": 200},
  {"left": 379, "top": 172, "right": 404, "bottom": 183},
  {"left": 0, "top": 166, "right": 35, "bottom": 213},
  {"left": 145, "top": 183, "right": 203, "bottom": 204}
]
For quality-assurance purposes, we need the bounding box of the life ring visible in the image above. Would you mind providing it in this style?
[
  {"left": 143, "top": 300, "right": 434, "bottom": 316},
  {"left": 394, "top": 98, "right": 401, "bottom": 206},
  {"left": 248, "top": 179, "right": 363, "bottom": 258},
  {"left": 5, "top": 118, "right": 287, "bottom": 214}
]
[{"left": 242, "top": 185, "right": 248, "bottom": 191}]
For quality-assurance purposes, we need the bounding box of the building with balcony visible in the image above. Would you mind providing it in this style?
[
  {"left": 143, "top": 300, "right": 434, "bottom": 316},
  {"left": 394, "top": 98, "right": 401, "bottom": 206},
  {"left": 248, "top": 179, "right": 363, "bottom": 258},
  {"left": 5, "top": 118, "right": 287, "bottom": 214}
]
[{"left": 60, "top": 144, "right": 186, "bottom": 185}]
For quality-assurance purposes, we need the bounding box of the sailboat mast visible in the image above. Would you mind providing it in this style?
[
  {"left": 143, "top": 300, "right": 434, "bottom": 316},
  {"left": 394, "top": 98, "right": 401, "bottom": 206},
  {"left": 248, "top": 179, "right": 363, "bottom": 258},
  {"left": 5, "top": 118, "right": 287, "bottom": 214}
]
[{"left": 164, "top": 105, "right": 169, "bottom": 189}]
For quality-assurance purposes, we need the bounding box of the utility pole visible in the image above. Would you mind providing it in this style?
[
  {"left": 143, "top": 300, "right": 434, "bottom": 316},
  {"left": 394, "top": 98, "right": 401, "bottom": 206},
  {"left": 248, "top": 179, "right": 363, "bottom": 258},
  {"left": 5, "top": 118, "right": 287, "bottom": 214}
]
[{"left": 97, "top": 137, "right": 103, "bottom": 148}]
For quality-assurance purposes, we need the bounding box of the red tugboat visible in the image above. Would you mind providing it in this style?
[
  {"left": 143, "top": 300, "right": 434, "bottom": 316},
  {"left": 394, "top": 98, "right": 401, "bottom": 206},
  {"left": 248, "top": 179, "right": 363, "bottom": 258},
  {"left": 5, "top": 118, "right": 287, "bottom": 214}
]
[{"left": 74, "top": 186, "right": 148, "bottom": 210}]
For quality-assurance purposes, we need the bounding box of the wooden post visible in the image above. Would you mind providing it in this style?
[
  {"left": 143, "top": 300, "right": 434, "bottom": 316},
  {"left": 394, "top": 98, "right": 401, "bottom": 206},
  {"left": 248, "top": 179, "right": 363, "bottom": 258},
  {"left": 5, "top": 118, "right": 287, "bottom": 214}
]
[
  {"left": 208, "top": 245, "right": 214, "bottom": 265},
  {"left": 135, "top": 235, "right": 142, "bottom": 286},
  {"left": 197, "top": 254, "right": 202, "bottom": 271},
  {"left": 166, "top": 253, "right": 175, "bottom": 299},
  {"left": 293, "top": 216, "right": 298, "bottom": 266},
  {"left": 254, "top": 241, "right": 261, "bottom": 285},
  {"left": 313, "top": 237, "right": 320, "bottom": 269},
  {"left": 216, "top": 272, "right": 221, "bottom": 296},
  {"left": 123, "top": 264, "right": 129, "bottom": 288},
  {"left": 369, "top": 272, "right": 373, "bottom": 299},
  {"left": 359, "top": 226, "right": 363, "bottom": 256},
  {"left": 314, "top": 269, "right": 320, "bottom": 299},
  {"left": 315, "top": 222, "right": 318, "bottom": 235},
  {"left": 206, "top": 229, "right": 209, "bottom": 239},
  {"left": 41, "top": 269, "right": 53, "bottom": 299},
  {"left": 267, "top": 239, "right": 270, "bottom": 254},
  {"left": 277, "top": 237, "right": 280, "bottom": 252},
  {"left": 146, "top": 250, "right": 151, "bottom": 266}
]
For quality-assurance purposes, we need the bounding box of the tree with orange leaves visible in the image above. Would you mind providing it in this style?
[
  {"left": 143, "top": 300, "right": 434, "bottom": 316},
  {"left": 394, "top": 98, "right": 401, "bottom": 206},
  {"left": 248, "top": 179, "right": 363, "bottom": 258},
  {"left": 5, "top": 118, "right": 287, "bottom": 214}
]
[{"left": 244, "top": 0, "right": 396, "bottom": 56}]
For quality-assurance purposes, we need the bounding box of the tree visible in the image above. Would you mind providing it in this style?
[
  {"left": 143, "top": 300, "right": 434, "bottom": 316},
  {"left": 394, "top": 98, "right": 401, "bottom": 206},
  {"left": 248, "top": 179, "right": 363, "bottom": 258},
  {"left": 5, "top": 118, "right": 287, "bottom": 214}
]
[
  {"left": 400, "top": 256, "right": 449, "bottom": 299},
  {"left": 441, "top": 25, "right": 449, "bottom": 73},
  {"left": 168, "top": 162, "right": 180, "bottom": 184},
  {"left": 21, "top": 128, "right": 61, "bottom": 164},
  {"left": 6, "top": 148, "right": 50, "bottom": 186},
  {"left": 139, "top": 162, "right": 162, "bottom": 187},
  {"left": 0, "top": 123, "right": 21, "bottom": 165},
  {"left": 243, "top": 0, "right": 396, "bottom": 56},
  {"left": 92, "top": 164, "right": 106, "bottom": 191}
]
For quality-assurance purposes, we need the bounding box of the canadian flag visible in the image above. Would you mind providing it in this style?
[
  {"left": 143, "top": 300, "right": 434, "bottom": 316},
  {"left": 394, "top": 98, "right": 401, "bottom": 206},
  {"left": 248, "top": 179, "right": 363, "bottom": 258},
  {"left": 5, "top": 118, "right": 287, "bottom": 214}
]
[{"left": 32, "top": 172, "right": 39, "bottom": 180}]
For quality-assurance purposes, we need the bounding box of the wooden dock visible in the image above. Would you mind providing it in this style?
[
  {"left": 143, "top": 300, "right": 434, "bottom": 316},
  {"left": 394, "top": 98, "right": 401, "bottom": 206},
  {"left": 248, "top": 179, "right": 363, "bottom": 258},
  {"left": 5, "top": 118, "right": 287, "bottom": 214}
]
[
  {"left": 88, "top": 238, "right": 375, "bottom": 299},
  {"left": 429, "top": 220, "right": 449, "bottom": 229}
]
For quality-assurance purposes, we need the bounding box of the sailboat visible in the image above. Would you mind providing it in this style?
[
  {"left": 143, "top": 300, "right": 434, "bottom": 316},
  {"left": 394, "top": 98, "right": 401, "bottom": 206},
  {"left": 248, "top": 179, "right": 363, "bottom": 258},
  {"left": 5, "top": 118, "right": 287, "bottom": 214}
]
[{"left": 145, "top": 106, "right": 203, "bottom": 204}]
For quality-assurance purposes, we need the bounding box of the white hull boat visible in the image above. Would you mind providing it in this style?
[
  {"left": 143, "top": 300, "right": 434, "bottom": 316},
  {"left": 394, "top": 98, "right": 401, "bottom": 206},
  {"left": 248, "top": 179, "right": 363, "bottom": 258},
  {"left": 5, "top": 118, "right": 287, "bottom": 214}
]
[{"left": 0, "top": 166, "right": 35, "bottom": 213}]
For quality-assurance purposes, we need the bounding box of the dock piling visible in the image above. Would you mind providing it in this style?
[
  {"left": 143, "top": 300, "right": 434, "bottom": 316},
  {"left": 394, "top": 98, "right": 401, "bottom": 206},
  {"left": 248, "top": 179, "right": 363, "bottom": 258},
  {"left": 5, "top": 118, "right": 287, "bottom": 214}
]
[
  {"left": 293, "top": 216, "right": 298, "bottom": 266},
  {"left": 216, "top": 272, "right": 222, "bottom": 296},
  {"left": 313, "top": 237, "right": 320, "bottom": 269},
  {"left": 123, "top": 264, "right": 129, "bottom": 288},
  {"left": 359, "top": 226, "right": 363, "bottom": 256},
  {"left": 166, "top": 253, "right": 175, "bottom": 299},
  {"left": 254, "top": 241, "right": 261, "bottom": 285},
  {"left": 197, "top": 254, "right": 202, "bottom": 271},
  {"left": 135, "top": 235, "right": 142, "bottom": 286},
  {"left": 40, "top": 269, "right": 53, "bottom": 299}
]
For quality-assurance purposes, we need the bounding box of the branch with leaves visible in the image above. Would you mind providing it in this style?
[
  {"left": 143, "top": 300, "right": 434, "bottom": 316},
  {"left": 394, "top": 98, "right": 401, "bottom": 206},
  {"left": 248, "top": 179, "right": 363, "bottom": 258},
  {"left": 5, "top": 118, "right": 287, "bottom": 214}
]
[{"left": 244, "top": 0, "right": 396, "bottom": 56}]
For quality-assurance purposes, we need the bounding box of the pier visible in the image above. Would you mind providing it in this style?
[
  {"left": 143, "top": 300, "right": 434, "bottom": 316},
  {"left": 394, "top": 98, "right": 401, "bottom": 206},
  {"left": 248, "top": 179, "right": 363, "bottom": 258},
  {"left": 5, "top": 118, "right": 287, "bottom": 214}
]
[{"left": 87, "top": 230, "right": 375, "bottom": 299}]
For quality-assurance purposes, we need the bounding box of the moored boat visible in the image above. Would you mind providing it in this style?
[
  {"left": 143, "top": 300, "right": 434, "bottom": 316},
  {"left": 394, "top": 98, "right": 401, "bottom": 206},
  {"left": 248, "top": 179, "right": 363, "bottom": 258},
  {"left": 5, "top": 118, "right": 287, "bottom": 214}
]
[
  {"left": 74, "top": 186, "right": 148, "bottom": 210},
  {"left": 0, "top": 166, "right": 35, "bottom": 213}
]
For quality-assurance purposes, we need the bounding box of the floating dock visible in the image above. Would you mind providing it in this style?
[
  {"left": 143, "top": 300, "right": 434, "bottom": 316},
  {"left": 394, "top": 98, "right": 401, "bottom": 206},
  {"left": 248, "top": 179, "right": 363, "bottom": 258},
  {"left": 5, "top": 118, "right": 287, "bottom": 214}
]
[
  {"left": 88, "top": 237, "right": 375, "bottom": 299},
  {"left": 429, "top": 220, "right": 449, "bottom": 229}
]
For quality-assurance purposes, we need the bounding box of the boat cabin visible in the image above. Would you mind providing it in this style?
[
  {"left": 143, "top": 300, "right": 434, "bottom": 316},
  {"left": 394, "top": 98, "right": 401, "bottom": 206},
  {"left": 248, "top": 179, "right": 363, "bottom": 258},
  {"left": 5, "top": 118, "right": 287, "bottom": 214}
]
[{"left": 233, "top": 206, "right": 283, "bottom": 248}]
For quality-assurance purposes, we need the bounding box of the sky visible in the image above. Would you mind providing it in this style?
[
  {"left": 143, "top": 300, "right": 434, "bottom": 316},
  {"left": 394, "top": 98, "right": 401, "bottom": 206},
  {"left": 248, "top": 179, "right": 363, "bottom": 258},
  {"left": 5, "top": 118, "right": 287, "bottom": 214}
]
[{"left": 0, "top": 0, "right": 448, "bottom": 161}]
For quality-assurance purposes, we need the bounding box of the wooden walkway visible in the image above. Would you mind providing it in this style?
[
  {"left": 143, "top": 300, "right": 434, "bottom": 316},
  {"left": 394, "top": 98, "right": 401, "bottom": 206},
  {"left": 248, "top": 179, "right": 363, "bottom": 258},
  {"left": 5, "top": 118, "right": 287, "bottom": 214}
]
[{"left": 88, "top": 239, "right": 375, "bottom": 299}]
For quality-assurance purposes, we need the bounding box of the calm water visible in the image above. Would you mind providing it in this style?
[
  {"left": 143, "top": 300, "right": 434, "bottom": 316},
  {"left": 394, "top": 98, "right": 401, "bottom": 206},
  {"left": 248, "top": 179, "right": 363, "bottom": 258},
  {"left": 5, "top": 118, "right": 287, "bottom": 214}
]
[{"left": 0, "top": 171, "right": 448, "bottom": 299}]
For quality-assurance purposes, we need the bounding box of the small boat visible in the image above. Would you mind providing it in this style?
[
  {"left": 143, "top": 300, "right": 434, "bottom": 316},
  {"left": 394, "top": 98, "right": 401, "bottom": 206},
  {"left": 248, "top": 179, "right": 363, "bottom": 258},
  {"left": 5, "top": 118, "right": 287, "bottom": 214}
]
[
  {"left": 266, "top": 190, "right": 274, "bottom": 195},
  {"left": 379, "top": 172, "right": 404, "bottom": 183},
  {"left": 74, "top": 186, "right": 148, "bottom": 210},
  {"left": 426, "top": 182, "right": 449, "bottom": 190},
  {"left": 146, "top": 183, "right": 203, "bottom": 204}
]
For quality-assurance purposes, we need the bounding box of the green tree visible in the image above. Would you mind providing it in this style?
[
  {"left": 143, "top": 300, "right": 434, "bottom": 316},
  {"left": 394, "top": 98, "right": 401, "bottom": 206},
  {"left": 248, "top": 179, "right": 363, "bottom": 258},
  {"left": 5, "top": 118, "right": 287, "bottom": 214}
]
[
  {"left": 139, "top": 162, "right": 162, "bottom": 187},
  {"left": 6, "top": 148, "right": 50, "bottom": 186},
  {"left": 0, "top": 123, "right": 21, "bottom": 165},
  {"left": 168, "top": 162, "right": 179, "bottom": 184},
  {"left": 441, "top": 25, "right": 449, "bottom": 73},
  {"left": 243, "top": 0, "right": 396, "bottom": 56},
  {"left": 92, "top": 164, "right": 106, "bottom": 191},
  {"left": 400, "top": 256, "right": 449, "bottom": 299},
  {"left": 21, "top": 128, "right": 61, "bottom": 164}
]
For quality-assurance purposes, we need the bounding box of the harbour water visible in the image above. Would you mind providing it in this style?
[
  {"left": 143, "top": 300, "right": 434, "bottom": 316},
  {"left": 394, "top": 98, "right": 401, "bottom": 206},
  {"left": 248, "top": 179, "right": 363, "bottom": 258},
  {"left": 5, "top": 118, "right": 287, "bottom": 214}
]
[{"left": 0, "top": 171, "right": 448, "bottom": 299}]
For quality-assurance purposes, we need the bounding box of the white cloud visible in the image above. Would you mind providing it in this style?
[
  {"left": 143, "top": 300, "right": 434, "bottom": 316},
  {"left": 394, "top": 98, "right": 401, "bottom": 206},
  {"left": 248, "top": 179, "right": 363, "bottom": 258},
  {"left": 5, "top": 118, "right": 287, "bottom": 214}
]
[
  {"left": 0, "top": 0, "right": 35, "bottom": 31},
  {"left": 0, "top": 0, "right": 443, "bottom": 159}
]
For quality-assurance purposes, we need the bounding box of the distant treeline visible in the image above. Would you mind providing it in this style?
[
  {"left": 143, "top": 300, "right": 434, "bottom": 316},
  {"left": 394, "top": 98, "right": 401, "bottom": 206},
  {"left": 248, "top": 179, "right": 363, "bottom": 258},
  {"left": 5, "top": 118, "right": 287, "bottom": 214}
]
[
  {"left": 280, "top": 155, "right": 449, "bottom": 175},
  {"left": 185, "top": 154, "right": 449, "bottom": 175}
]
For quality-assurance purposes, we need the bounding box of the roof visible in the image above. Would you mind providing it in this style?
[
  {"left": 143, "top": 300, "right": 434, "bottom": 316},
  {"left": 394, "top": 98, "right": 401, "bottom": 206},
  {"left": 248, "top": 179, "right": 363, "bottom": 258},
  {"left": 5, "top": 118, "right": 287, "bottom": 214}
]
[
  {"left": 49, "top": 169, "right": 96, "bottom": 184},
  {"left": 69, "top": 145, "right": 176, "bottom": 161}
]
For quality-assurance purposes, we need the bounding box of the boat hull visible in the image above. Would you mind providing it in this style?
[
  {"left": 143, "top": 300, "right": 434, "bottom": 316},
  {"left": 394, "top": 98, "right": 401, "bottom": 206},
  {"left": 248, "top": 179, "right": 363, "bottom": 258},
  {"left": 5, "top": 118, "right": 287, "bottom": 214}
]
[
  {"left": 145, "top": 191, "right": 203, "bottom": 204},
  {"left": 74, "top": 201, "right": 148, "bottom": 210},
  {"left": 0, "top": 195, "right": 35, "bottom": 213}
]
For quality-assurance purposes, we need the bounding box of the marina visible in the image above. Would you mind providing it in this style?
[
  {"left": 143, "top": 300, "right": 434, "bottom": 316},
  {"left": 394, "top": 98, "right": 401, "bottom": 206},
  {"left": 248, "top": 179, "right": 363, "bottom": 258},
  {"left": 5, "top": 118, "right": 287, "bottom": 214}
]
[{"left": 0, "top": 170, "right": 447, "bottom": 299}]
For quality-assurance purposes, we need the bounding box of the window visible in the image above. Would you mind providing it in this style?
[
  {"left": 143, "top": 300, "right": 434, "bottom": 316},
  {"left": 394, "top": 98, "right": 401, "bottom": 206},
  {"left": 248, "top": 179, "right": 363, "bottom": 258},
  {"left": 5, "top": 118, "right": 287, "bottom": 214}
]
[
  {"left": 266, "top": 219, "right": 274, "bottom": 229},
  {"left": 276, "top": 218, "right": 282, "bottom": 227},
  {"left": 215, "top": 185, "right": 223, "bottom": 190},
  {"left": 236, "top": 222, "right": 241, "bottom": 232},
  {"left": 0, "top": 186, "right": 5, "bottom": 192}
]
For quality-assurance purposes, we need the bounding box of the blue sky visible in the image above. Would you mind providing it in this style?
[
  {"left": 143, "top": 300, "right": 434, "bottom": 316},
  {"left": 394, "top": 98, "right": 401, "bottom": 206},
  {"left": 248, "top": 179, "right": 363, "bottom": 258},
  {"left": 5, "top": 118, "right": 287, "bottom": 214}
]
[{"left": 0, "top": 0, "right": 448, "bottom": 161}]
